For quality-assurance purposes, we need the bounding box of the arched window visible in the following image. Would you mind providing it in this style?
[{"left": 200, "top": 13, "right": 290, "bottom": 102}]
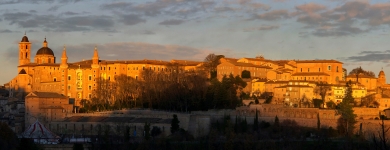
[{"left": 77, "top": 72, "right": 82, "bottom": 80}]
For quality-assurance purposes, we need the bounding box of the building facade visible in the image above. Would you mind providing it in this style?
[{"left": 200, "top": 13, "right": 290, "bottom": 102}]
[{"left": 7, "top": 34, "right": 202, "bottom": 106}]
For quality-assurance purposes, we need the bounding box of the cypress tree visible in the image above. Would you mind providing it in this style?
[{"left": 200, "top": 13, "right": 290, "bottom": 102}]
[
  {"left": 171, "top": 114, "right": 180, "bottom": 134},
  {"left": 317, "top": 113, "right": 321, "bottom": 130},
  {"left": 253, "top": 109, "right": 259, "bottom": 131},
  {"left": 337, "top": 81, "right": 357, "bottom": 137}
]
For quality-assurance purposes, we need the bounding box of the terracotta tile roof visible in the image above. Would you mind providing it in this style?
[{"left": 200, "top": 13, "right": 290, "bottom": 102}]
[
  {"left": 277, "top": 85, "right": 312, "bottom": 88},
  {"left": 224, "top": 61, "right": 272, "bottom": 69},
  {"left": 221, "top": 58, "right": 238, "bottom": 62},
  {"left": 295, "top": 59, "right": 343, "bottom": 64},
  {"left": 346, "top": 74, "right": 376, "bottom": 79},
  {"left": 292, "top": 72, "right": 330, "bottom": 76},
  {"left": 265, "top": 80, "right": 289, "bottom": 84},
  {"left": 26, "top": 91, "right": 67, "bottom": 98},
  {"left": 170, "top": 59, "right": 202, "bottom": 66}
]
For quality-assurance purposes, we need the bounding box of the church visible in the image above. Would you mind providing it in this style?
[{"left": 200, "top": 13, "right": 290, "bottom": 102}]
[{"left": 7, "top": 34, "right": 202, "bottom": 105}]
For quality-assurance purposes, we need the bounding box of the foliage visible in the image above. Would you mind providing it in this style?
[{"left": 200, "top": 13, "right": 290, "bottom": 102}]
[
  {"left": 171, "top": 114, "right": 180, "bottom": 134},
  {"left": 241, "top": 70, "right": 251, "bottom": 78},
  {"left": 337, "top": 81, "right": 357, "bottom": 137},
  {"left": 144, "top": 122, "right": 151, "bottom": 140},
  {"left": 314, "top": 82, "right": 331, "bottom": 107},
  {"left": 0, "top": 122, "right": 18, "bottom": 150},
  {"left": 73, "top": 143, "right": 84, "bottom": 150},
  {"left": 18, "top": 138, "right": 42, "bottom": 150},
  {"left": 317, "top": 113, "right": 320, "bottom": 130},
  {"left": 348, "top": 66, "right": 375, "bottom": 77},
  {"left": 361, "top": 94, "right": 375, "bottom": 107},
  {"left": 253, "top": 109, "right": 259, "bottom": 131},
  {"left": 273, "top": 115, "right": 280, "bottom": 133},
  {"left": 372, "top": 117, "right": 390, "bottom": 150},
  {"left": 312, "top": 99, "right": 323, "bottom": 108},
  {"left": 254, "top": 97, "right": 259, "bottom": 104},
  {"left": 326, "top": 100, "right": 336, "bottom": 109},
  {"left": 124, "top": 126, "right": 130, "bottom": 142},
  {"left": 203, "top": 53, "right": 224, "bottom": 79},
  {"left": 241, "top": 117, "right": 248, "bottom": 133},
  {"left": 151, "top": 126, "right": 162, "bottom": 138}
]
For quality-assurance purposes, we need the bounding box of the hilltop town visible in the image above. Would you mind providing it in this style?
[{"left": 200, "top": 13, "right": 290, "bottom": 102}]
[{"left": 1, "top": 34, "right": 390, "bottom": 149}]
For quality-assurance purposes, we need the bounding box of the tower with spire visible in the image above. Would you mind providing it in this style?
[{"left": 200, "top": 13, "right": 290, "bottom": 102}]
[
  {"left": 19, "top": 33, "right": 31, "bottom": 66},
  {"left": 91, "top": 46, "right": 100, "bottom": 84},
  {"left": 60, "top": 45, "right": 69, "bottom": 95}
]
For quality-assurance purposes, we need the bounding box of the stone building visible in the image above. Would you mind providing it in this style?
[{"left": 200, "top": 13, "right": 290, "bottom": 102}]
[
  {"left": 6, "top": 34, "right": 202, "bottom": 105},
  {"left": 25, "top": 92, "right": 73, "bottom": 127}
]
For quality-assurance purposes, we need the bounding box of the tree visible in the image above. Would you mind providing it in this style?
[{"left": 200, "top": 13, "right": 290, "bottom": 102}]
[
  {"left": 144, "top": 122, "right": 151, "bottom": 140},
  {"left": 124, "top": 126, "right": 130, "bottom": 142},
  {"left": 326, "top": 100, "right": 336, "bottom": 109},
  {"left": 253, "top": 109, "right": 259, "bottom": 131},
  {"left": 171, "top": 114, "right": 180, "bottom": 134},
  {"left": 314, "top": 82, "right": 331, "bottom": 108},
  {"left": 361, "top": 94, "right": 375, "bottom": 107},
  {"left": 241, "top": 117, "right": 248, "bottom": 133},
  {"left": 241, "top": 70, "right": 251, "bottom": 78},
  {"left": 317, "top": 113, "right": 321, "bottom": 130},
  {"left": 203, "top": 53, "right": 224, "bottom": 79},
  {"left": 151, "top": 126, "right": 162, "bottom": 138},
  {"left": 0, "top": 122, "right": 18, "bottom": 150},
  {"left": 273, "top": 115, "right": 280, "bottom": 133},
  {"left": 348, "top": 66, "right": 375, "bottom": 77},
  {"left": 337, "top": 81, "right": 357, "bottom": 137}
]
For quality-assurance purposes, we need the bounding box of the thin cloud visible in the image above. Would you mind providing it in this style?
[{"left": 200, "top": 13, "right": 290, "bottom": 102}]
[
  {"left": 342, "top": 50, "right": 390, "bottom": 62},
  {"left": 159, "top": 19, "right": 184, "bottom": 26},
  {"left": 243, "top": 25, "right": 279, "bottom": 32},
  {"left": 119, "top": 14, "right": 146, "bottom": 26},
  {"left": 252, "top": 10, "right": 289, "bottom": 21}
]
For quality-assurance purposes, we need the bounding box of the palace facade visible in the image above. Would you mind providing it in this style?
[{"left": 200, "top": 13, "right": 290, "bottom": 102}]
[{"left": 7, "top": 34, "right": 202, "bottom": 106}]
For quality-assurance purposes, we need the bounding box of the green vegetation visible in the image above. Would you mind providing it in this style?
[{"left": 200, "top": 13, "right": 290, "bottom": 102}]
[
  {"left": 171, "top": 114, "right": 180, "bottom": 134},
  {"left": 81, "top": 56, "right": 247, "bottom": 112},
  {"left": 337, "top": 81, "right": 357, "bottom": 137}
]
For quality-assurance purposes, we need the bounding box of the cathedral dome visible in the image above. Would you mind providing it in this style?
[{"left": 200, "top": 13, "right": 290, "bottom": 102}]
[
  {"left": 21, "top": 35, "right": 29, "bottom": 42},
  {"left": 36, "top": 47, "right": 54, "bottom": 56}
]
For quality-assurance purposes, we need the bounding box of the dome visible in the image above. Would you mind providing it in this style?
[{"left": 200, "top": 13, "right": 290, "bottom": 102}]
[
  {"left": 379, "top": 70, "right": 385, "bottom": 76},
  {"left": 36, "top": 47, "right": 54, "bottom": 56},
  {"left": 21, "top": 35, "right": 29, "bottom": 42}
]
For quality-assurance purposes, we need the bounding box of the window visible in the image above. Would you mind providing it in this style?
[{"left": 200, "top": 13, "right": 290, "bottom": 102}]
[
  {"left": 336, "top": 66, "right": 339, "bottom": 72},
  {"left": 68, "top": 76, "right": 71, "bottom": 80},
  {"left": 88, "top": 76, "right": 92, "bottom": 80},
  {"left": 68, "top": 85, "right": 71, "bottom": 90},
  {"left": 109, "top": 67, "right": 111, "bottom": 70},
  {"left": 88, "top": 85, "right": 92, "bottom": 90},
  {"left": 53, "top": 78, "right": 57, "bottom": 82},
  {"left": 300, "top": 68, "right": 302, "bottom": 72},
  {"left": 328, "top": 65, "right": 331, "bottom": 71}
]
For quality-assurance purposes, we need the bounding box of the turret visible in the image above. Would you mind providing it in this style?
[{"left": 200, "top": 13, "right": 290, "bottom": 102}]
[
  {"left": 378, "top": 68, "right": 386, "bottom": 86},
  {"left": 92, "top": 46, "right": 99, "bottom": 68},
  {"left": 60, "top": 45, "right": 68, "bottom": 68}
]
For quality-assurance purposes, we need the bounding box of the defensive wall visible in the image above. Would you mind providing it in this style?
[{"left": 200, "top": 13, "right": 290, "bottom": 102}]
[{"left": 48, "top": 105, "right": 390, "bottom": 139}]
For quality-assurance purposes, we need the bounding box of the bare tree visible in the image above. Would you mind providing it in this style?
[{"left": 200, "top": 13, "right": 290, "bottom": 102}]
[{"left": 314, "top": 81, "right": 331, "bottom": 108}]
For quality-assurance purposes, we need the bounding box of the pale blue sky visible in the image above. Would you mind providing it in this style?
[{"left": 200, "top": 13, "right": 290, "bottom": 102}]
[{"left": 1, "top": 0, "right": 390, "bottom": 84}]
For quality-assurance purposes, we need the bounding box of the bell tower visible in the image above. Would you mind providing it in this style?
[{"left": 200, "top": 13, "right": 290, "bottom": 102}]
[{"left": 19, "top": 33, "right": 31, "bottom": 66}]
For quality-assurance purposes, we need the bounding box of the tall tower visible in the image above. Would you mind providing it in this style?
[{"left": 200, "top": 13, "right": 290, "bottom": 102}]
[
  {"left": 91, "top": 46, "right": 100, "bottom": 97},
  {"left": 378, "top": 68, "right": 386, "bottom": 87},
  {"left": 19, "top": 33, "right": 31, "bottom": 66},
  {"left": 60, "top": 46, "right": 69, "bottom": 96}
]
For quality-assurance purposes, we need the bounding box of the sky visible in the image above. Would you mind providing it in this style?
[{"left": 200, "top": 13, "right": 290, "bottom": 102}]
[{"left": 1, "top": 0, "right": 390, "bottom": 84}]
